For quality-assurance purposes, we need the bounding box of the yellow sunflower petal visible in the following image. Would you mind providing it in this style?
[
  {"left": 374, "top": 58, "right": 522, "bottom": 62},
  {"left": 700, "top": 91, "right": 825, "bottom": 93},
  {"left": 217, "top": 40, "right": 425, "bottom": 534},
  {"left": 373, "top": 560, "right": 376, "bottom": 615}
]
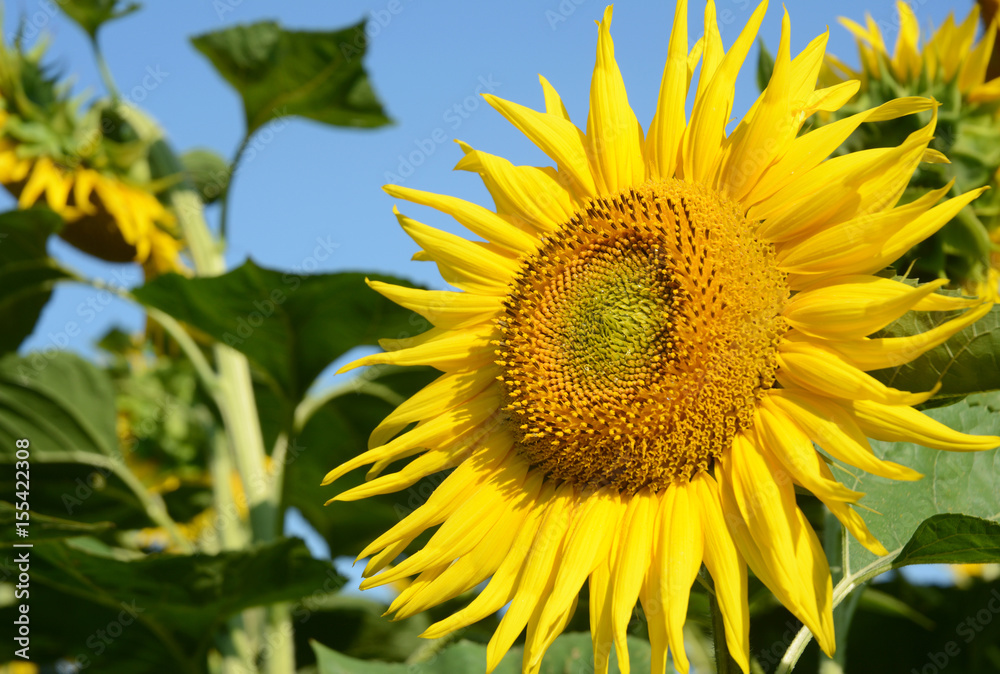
[
  {"left": 528, "top": 489, "right": 621, "bottom": 669},
  {"left": 483, "top": 94, "right": 596, "bottom": 198},
  {"left": 820, "top": 301, "right": 994, "bottom": 371},
  {"left": 783, "top": 277, "right": 950, "bottom": 339},
  {"left": 383, "top": 184, "right": 539, "bottom": 252},
  {"left": 368, "top": 368, "right": 497, "bottom": 449},
  {"left": 720, "top": 8, "right": 793, "bottom": 201},
  {"left": 647, "top": 0, "right": 689, "bottom": 180},
  {"left": 486, "top": 483, "right": 574, "bottom": 674},
  {"left": 655, "top": 481, "right": 704, "bottom": 674},
  {"left": 337, "top": 325, "right": 496, "bottom": 375},
  {"left": 421, "top": 480, "right": 556, "bottom": 640},
  {"left": 744, "top": 97, "right": 934, "bottom": 207},
  {"left": 692, "top": 474, "right": 750, "bottom": 673},
  {"left": 778, "top": 341, "right": 934, "bottom": 406},
  {"left": 610, "top": 490, "right": 656, "bottom": 674},
  {"left": 757, "top": 401, "right": 887, "bottom": 556},
  {"left": 958, "top": 14, "right": 996, "bottom": 93},
  {"left": 455, "top": 143, "right": 576, "bottom": 230},
  {"left": 539, "top": 74, "right": 571, "bottom": 121},
  {"left": 767, "top": 390, "right": 923, "bottom": 481},
  {"left": 849, "top": 399, "right": 1000, "bottom": 452},
  {"left": 721, "top": 434, "right": 835, "bottom": 655},
  {"left": 586, "top": 6, "right": 645, "bottom": 194},
  {"left": 683, "top": 0, "right": 767, "bottom": 184},
  {"left": 367, "top": 280, "right": 500, "bottom": 330}
]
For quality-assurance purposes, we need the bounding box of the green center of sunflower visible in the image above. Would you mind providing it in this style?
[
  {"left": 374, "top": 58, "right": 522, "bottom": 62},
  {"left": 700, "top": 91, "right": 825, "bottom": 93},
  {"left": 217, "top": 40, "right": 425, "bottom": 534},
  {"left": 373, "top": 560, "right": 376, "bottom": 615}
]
[{"left": 496, "top": 179, "right": 789, "bottom": 494}]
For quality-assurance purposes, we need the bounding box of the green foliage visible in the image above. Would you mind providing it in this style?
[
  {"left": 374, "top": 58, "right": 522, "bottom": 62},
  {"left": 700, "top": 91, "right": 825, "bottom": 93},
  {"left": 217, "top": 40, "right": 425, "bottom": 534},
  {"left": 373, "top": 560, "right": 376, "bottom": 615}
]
[
  {"left": 840, "top": 392, "right": 1000, "bottom": 573},
  {"left": 132, "top": 262, "right": 425, "bottom": 418},
  {"left": 0, "top": 500, "right": 112, "bottom": 543},
  {"left": 0, "top": 208, "right": 70, "bottom": 355},
  {"left": 191, "top": 20, "right": 391, "bottom": 135},
  {"left": 57, "top": 0, "right": 141, "bottom": 39},
  {"left": 313, "top": 632, "right": 656, "bottom": 674},
  {"left": 292, "top": 595, "right": 430, "bottom": 667},
  {"left": 6, "top": 536, "right": 343, "bottom": 672},
  {"left": 286, "top": 366, "right": 436, "bottom": 557},
  {"left": 845, "top": 575, "right": 1000, "bottom": 674},
  {"left": 894, "top": 514, "right": 1000, "bottom": 567},
  {"left": 0, "top": 351, "right": 120, "bottom": 462}
]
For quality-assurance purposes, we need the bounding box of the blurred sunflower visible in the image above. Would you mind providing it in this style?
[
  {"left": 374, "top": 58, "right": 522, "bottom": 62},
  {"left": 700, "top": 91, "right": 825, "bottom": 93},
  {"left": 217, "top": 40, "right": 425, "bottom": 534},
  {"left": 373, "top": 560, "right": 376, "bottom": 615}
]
[
  {"left": 325, "top": 2, "right": 999, "bottom": 673},
  {"left": 0, "top": 34, "right": 183, "bottom": 275},
  {"left": 820, "top": 1, "right": 1000, "bottom": 287}
]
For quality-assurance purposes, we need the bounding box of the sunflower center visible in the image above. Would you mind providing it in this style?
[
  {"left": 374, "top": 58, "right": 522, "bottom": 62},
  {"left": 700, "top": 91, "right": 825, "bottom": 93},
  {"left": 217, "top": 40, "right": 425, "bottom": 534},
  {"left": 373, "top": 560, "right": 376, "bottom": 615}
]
[{"left": 496, "top": 179, "right": 788, "bottom": 493}]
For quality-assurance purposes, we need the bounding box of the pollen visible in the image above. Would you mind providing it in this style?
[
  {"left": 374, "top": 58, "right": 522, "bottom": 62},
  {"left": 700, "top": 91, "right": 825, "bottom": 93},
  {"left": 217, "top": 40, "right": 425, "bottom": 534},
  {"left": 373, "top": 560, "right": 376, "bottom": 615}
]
[{"left": 496, "top": 179, "right": 789, "bottom": 493}]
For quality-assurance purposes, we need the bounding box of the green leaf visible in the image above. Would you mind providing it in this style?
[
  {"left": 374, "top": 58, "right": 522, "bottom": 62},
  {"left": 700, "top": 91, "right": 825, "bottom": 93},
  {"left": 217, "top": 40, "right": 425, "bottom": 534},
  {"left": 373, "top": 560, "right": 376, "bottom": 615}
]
[
  {"left": 0, "top": 208, "right": 71, "bottom": 355},
  {"left": 312, "top": 632, "right": 655, "bottom": 674},
  {"left": 839, "top": 393, "right": 1000, "bottom": 575},
  {"left": 0, "top": 500, "right": 113, "bottom": 544},
  {"left": 0, "top": 351, "right": 119, "bottom": 461},
  {"left": 871, "top": 303, "right": 1000, "bottom": 407},
  {"left": 893, "top": 514, "right": 1000, "bottom": 567},
  {"left": 132, "top": 261, "right": 424, "bottom": 413},
  {"left": 191, "top": 20, "right": 391, "bottom": 135},
  {"left": 57, "top": 0, "right": 141, "bottom": 38},
  {"left": 292, "top": 595, "right": 429, "bottom": 668},
  {"left": 179, "top": 148, "right": 230, "bottom": 205},
  {"left": 22, "top": 536, "right": 343, "bottom": 671},
  {"left": 0, "top": 352, "right": 155, "bottom": 526},
  {"left": 287, "top": 366, "right": 437, "bottom": 557}
]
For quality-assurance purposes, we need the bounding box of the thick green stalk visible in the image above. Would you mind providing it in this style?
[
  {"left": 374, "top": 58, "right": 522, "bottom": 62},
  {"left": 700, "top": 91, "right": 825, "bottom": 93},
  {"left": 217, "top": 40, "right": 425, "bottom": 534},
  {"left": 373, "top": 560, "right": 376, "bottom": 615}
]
[{"left": 169, "top": 175, "right": 293, "bottom": 674}]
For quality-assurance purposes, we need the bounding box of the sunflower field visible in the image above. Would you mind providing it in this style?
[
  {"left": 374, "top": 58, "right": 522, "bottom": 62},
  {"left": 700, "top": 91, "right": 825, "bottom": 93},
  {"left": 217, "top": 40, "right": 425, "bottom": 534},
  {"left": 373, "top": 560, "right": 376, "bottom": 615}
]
[{"left": 1, "top": 1, "right": 1000, "bottom": 673}]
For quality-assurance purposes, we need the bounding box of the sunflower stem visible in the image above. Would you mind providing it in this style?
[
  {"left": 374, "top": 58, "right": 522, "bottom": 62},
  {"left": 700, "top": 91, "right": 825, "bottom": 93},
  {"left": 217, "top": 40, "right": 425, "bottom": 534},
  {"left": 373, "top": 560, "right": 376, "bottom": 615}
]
[
  {"left": 90, "top": 37, "right": 121, "bottom": 101},
  {"left": 169, "top": 175, "right": 295, "bottom": 672},
  {"left": 709, "top": 582, "right": 737, "bottom": 674}
]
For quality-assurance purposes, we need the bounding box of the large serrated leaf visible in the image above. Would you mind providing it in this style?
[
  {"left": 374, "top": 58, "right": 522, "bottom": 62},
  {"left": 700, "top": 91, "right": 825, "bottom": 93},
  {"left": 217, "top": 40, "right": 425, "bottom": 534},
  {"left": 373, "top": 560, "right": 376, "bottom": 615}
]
[
  {"left": 57, "top": 0, "right": 141, "bottom": 38},
  {"left": 131, "top": 261, "right": 423, "bottom": 413},
  {"left": 838, "top": 393, "right": 1000, "bottom": 576},
  {"left": 191, "top": 20, "right": 391, "bottom": 135},
  {"left": 312, "top": 632, "right": 656, "bottom": 674},
  {"left": 0, "top": 351, "right": 119, "bottom": 461},
  {"left": 21, "top": 536, "right": 343, "bottom": 671}
]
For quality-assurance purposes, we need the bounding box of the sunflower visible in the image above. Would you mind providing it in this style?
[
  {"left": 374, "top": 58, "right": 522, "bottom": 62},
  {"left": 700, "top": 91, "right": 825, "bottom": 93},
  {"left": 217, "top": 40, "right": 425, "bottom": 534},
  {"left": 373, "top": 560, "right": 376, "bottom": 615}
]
[
  {"left": 820, "top": 1, "right": 1000, "bottom": 286},
  {"left": 824, "top": 1, "right": 1000, "bottom": 102},
  {"left": 0, "top": 35, "right": 183, "bottom": 274},
  {"left": 324, "top": 3, "right": 999, "bottom": 672}
]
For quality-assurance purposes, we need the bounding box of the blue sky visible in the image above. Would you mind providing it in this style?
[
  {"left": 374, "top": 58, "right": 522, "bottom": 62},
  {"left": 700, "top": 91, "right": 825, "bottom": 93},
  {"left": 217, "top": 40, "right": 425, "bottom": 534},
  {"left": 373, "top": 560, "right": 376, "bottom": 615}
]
[{"left": 11, "top": 0, "right": 968, "bottom": 360}]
